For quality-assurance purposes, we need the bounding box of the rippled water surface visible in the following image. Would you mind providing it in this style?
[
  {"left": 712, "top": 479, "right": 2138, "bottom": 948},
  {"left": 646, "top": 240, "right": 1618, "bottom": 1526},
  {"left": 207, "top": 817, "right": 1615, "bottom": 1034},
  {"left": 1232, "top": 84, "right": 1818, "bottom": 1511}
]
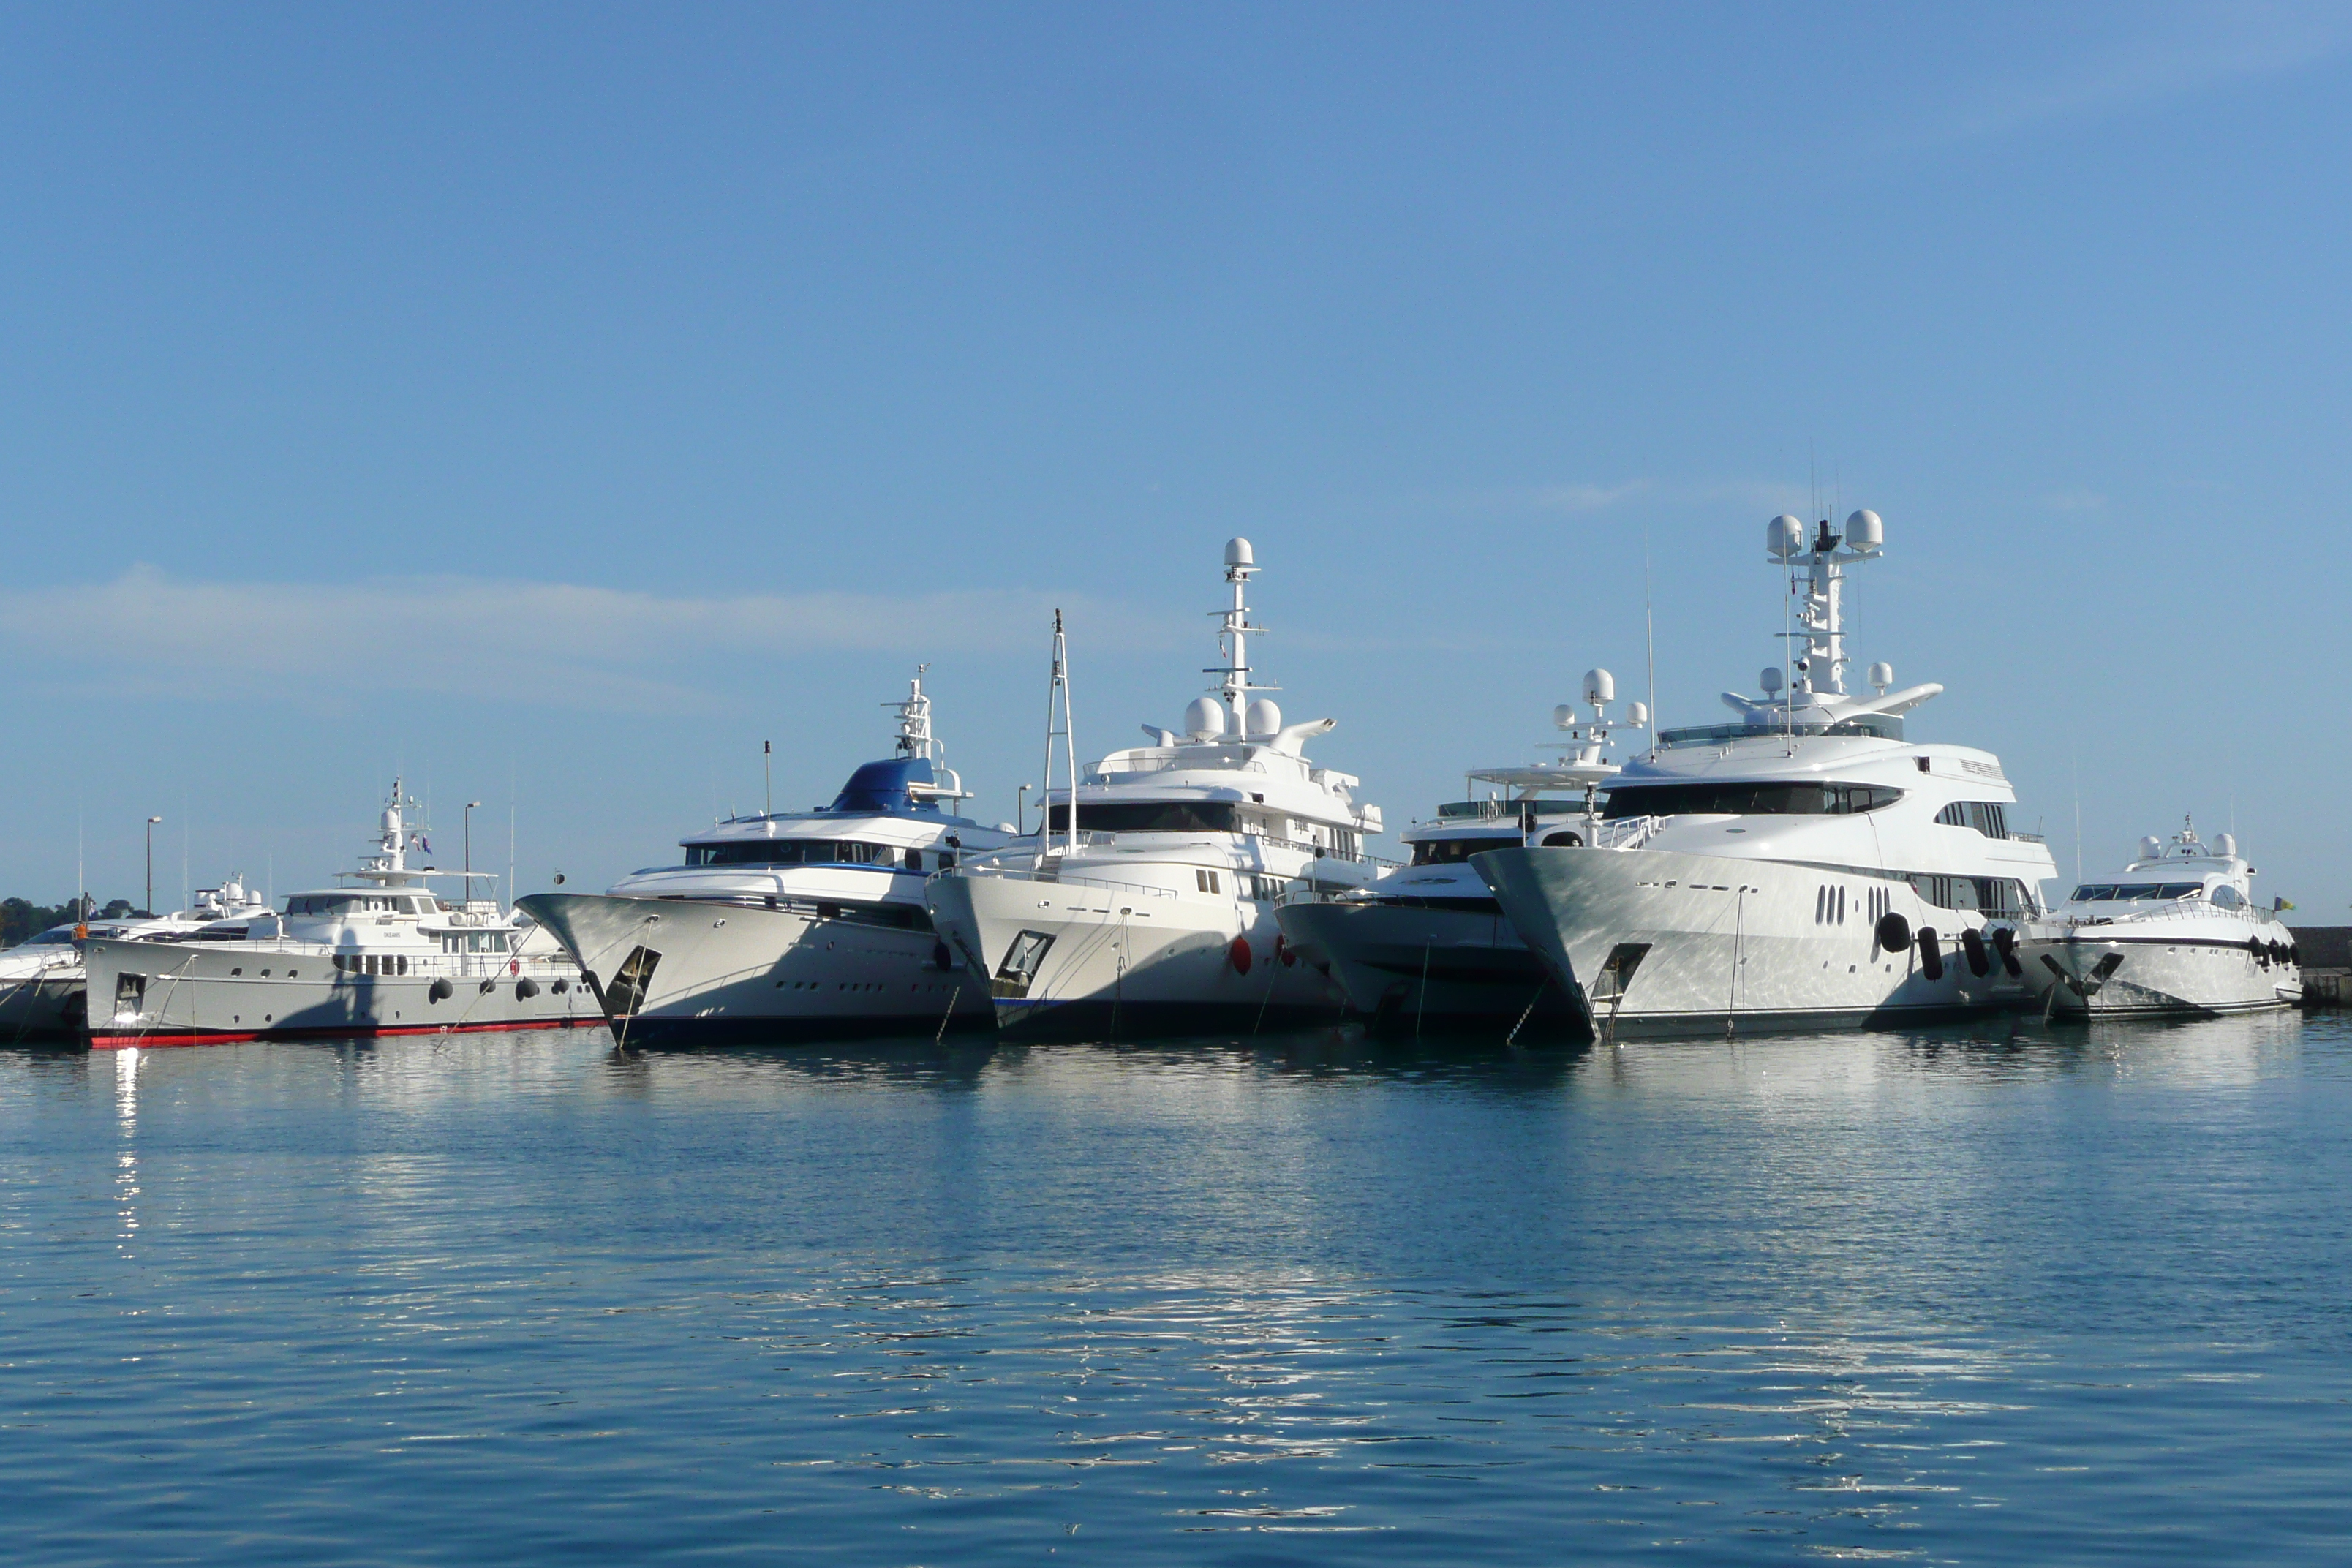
[{"left": 5, "top": 1014, "right": 2351, "bottom": 1564}]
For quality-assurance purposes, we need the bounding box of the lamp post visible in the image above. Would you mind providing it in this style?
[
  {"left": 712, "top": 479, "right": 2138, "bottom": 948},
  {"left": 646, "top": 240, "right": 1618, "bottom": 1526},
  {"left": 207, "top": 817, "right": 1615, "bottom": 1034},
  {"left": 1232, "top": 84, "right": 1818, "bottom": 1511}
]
[
  {"left": 464, "top": 802, "right": 482, "bottom": 901},
  {"left": 145, "top": 816, "right": 163, "bottom": 916}
]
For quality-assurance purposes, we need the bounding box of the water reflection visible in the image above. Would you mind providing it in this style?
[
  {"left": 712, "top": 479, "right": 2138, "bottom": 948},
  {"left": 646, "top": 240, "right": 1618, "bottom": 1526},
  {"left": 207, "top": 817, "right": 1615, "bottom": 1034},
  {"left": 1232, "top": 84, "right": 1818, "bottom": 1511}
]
[
  {"left": 113, "top": 1046, "right": 139, "bottom": 1248},
  {"left": 4, "top": 1012, "right": 2345, "bottom": 1564}
]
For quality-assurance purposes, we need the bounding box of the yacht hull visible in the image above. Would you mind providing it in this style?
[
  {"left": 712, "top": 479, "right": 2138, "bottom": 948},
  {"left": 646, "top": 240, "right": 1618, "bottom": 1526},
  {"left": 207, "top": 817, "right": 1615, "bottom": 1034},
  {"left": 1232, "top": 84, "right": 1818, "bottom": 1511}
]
[
  {"left": 0, "top": 972, "right": 83, "bottom": 1040},
  {"left": 1273, "top": 899, "right": 1578, "bottom": 1035},
  {"left": 80, "top": 937, "right": 599, "bottom": 1048},
  {"left": 926, "top": 872, "right": 1349, "bottom": 1040},
  {"left": 1476, "top": 845, "right": 2029, "bottom": 1038},
  {"left": 2010, "top": 926, "right": 2302, "bottom": 1018},
  {"left": 521, "top": 893, "right": 990, "bottom": 1045}
]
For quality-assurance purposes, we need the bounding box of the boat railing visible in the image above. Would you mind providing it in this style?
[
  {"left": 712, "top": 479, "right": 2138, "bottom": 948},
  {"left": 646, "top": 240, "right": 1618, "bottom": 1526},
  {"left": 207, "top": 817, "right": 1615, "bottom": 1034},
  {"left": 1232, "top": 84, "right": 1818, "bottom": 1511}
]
[
  {"left": 2059, "top": 899, "right": 2285, "bottom": 931},
  {"left": 1592, "top": 815, "right": 1661, "bottom": 851},
  {"left": 942, "top": 863, "right": 1180, "bottom": 900}
]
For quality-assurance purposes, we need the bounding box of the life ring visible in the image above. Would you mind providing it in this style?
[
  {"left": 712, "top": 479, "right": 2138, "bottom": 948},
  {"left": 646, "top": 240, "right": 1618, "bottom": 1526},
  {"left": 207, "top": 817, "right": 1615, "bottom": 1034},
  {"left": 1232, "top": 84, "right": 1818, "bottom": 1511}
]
[{"left": 1229, "top": 936, "right": 1253, "bottom": 975}]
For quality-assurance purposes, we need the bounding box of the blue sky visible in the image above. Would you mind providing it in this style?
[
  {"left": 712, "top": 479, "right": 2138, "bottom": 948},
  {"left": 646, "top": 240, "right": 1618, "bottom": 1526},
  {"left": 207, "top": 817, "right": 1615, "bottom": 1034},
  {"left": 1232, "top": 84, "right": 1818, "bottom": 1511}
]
[{"left": 3, "top": 3, "right": 2348, "bottom": 913}]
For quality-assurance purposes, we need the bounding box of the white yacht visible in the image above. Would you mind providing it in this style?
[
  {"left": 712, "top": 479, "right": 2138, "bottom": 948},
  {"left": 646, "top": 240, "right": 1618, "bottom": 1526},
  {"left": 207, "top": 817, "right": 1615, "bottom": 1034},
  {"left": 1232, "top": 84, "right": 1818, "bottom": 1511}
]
[
  {"left": 1275, "top": 675, "right": 1644, "bottom": 1036},
  {"left": 521, "top": 674, "right": 1011, "bottom": 1045},
  {"left": 926, "top": 540, "right": 1386, "bottom": 1039},
  {"left": 1998, "top": 821, "right": 2302, "bottom": 1017},
  {"left": 1477, "top": 511, "right": 2058, "bottom": 1039},
  {"left": 0, "top": 880, "right": 273, "bottom": 1041},
  {"left": 83, "top": 783, "right": 593, "bottom": 1047}
]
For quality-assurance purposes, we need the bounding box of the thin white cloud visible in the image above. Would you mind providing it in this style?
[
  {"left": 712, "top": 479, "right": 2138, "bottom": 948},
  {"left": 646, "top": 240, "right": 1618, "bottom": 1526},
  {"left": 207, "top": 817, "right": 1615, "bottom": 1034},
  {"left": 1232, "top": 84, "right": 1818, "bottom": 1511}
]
[
  {"left": 1411, "top": 477, "right": 1814, "bottom": 519},
  {"left": 0, "top": 567, "right": 1169, "bottom": 708},
  {"left": 1926, "top": 2, "right": 2352, "bottom": 147}
]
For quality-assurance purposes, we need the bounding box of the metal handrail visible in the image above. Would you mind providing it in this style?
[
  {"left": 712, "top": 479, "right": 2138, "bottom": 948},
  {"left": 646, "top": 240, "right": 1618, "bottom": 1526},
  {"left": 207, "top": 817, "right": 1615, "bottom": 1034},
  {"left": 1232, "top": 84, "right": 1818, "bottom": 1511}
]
[{"left": 938, "top": 864, "right": 1179, "bottom": 900}]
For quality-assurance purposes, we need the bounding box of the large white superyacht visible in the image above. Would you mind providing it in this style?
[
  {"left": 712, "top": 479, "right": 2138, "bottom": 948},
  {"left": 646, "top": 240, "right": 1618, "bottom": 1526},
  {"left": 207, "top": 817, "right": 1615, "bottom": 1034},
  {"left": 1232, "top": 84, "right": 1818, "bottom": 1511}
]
[
  {"left": 1275, "top": 674, "right": 1643, "bottom": 1036},
  {"left": 1999, "top": 821, "right": 2302, "bottom": 1017},
  {"left": 83, "top": 783, "right": 594, "bottom": 1047},
  {"left": 521, "top": 674, "right": 1011, "bottom": 1045},
  {"left": 925, "top": 540, "right": 1386, "bottom": 1039},
  {"left": 1476, "top": 511, "right": 2058, "bottom": 1038}
]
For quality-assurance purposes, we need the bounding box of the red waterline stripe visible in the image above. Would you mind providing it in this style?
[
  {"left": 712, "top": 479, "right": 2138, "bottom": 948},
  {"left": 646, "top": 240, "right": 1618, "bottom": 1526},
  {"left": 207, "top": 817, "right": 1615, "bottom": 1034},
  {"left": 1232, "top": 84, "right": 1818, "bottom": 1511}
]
[{"left": 86, "top": 1015, "right": 608, "bottom": 1050}]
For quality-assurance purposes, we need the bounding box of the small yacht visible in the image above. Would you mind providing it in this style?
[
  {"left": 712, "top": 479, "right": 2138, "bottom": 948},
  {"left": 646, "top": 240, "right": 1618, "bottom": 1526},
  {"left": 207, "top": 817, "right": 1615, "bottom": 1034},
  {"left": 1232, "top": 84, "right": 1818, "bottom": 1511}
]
[
  {"left": 522, "top": 673, "right": 1011, "bottom": 1044},
  {"left": 0, "top": 880, "right": 272, "bottom": 1040},
  {"left": 82, "top": 783, "right": 593, "bottom": 1047},
  {"left": 926, "top": 540, "right": 1386, "bottom": 1039},
  {"left": 1477, "top": 510, "right": 2059, "bottom": 1038},
  {"left": 1998, "top": 821, "right": 2302, "bottom": 1017},
  {"left": 1275, "top": 676, "right": 1643, "bottom": 1035}
]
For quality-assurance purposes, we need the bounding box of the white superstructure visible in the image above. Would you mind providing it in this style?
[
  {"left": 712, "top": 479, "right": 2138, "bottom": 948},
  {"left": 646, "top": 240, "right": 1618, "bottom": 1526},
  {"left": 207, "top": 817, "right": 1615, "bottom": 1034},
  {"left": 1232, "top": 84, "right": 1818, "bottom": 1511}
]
[
  {"left": 83, "top": 783, "right": 592, "bottom": 1047},
  {"left": 1998, "top": 821, "right": 2302, "bottom": 1017},
  {"left": 0, "top": 879, "right": 272, "bottom": 1041},
  {"left": 522, "top": 673, "right": 1011, "bottom": 1044},
  {"left": 1276, "top": 676, "right": 1644, "bottom": 1035},
  {"left": 927, "top": 540, "right": 1385, "bottom": 1039},
  {"left": 1477, "top": 510, "right": 2058, "bottom": 1038}
]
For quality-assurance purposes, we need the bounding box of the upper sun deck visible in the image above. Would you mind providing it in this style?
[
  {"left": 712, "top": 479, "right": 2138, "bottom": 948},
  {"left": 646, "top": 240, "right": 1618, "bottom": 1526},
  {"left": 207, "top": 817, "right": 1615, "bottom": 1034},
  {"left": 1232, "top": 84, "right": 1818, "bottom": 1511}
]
[
  {"left": 1071, "top": 739, "right": 1379, "bottom": 833},
  {"left": 1616, "top": 730, "right": 2014, "bottom": 798}
]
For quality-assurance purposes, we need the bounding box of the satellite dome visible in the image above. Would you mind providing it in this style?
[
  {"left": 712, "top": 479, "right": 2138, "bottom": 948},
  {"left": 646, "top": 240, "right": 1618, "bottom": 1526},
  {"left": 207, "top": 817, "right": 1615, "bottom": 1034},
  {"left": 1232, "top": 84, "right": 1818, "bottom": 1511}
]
[
  {"left": 1868, "top": 660, "right": 1894, "bottom": 693},
  {"left": 1626, "top": 701, "right": 1648, "bottom": 727},
  {"left": 2216, "top": 832, "right": 2237, "bottom": 859},
  {"left": 1245, "top": 698, "right": 1282, "bottom": 739},
  {"left": 1183, "top": 696, "right": 1226, "bottom": 741},
  {"left": 1583, "top": 668, "right": 1615, "bottom": 705},
  {"left": 2139, "top": 835, "right": 2163, "bottom": 863},
  {"left": 1768, "top": 514, "right": 1804, "bottom": 560},
  {"left": 1844, "top": 509, "right": 1884, "bottom": 552},
  {"left": 1553, "top": 703, "right": 1576, "bottom": 730},
  {"left": 1224, "top": 537, "right": 1255, "bottom": 569},
  {"left": 1760, "top": 666, "right": 1784, "bottom": 695}
]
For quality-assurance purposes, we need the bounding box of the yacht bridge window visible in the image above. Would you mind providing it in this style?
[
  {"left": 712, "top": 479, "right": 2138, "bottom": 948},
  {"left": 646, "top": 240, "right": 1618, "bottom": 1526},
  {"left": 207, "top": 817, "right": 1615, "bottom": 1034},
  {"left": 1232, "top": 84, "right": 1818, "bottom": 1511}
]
[
  {"left": 1411, "top": 836, "right": 1516, "bottom": 866},
  {"left": 1911, "top": 875, "right": 2032, "bottom": 916},
  {"left": 1935, "top": 801, "right": 2010, "bottom": 837},
  {"left": 1047, "top": 801, "right": 1244, "bottom": 834},
  {"left": 684, "top": 840, "right": 902, "bottom": 868},
  {"left": 1602, "top": 782, "right": 1904, "bottom": 819}
]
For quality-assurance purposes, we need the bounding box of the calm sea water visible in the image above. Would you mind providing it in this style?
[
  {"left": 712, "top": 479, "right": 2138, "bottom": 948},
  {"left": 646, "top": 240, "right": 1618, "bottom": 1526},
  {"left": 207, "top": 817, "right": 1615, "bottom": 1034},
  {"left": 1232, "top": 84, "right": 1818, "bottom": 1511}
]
[{"left": 4, "top": 1014, "right": 2349, "bottom": 1565}]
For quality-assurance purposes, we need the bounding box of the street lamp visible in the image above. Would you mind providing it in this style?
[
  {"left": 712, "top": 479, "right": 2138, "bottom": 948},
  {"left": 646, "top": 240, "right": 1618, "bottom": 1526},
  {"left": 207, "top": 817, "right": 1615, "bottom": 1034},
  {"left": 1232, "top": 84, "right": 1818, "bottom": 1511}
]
[
  {"left": 464, "top": 802, "right": 483, "bottom": 902},
  {"left": 145, "top": 816, "right": 163, "bottom": 916}
]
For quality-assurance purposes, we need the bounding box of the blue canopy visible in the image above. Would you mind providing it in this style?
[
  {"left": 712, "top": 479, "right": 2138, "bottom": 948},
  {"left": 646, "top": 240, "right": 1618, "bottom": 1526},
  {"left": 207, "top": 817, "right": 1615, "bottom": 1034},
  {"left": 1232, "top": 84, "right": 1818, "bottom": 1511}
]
[{"left": 827, "top": 756, "right": 944, "bottom": 815}]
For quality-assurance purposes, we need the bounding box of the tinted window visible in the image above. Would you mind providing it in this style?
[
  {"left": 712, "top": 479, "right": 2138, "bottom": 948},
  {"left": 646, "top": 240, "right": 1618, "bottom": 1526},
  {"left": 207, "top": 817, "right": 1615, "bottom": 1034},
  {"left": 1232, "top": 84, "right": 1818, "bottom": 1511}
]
[
  {"left": 1411, "top": 836, "right": 1515, "bottom": 865},
  {"left": 1047, "top": 802, "right": 1240, "bottom": 834},
  {"left": 2157, "top": 883, "right": 2201, "bottom": 899},
  {"left": 685, "top": 840, "right": 895, "bottom": 867},
  {"left": 2072, "top": 885, "right": 2117, "bottom": 902},
  {"left": 285, "top": 894, "right": 365, "bottom": 916},
  {"left": 1602, "top": 782, "right": 1902, "bottom": 819}
]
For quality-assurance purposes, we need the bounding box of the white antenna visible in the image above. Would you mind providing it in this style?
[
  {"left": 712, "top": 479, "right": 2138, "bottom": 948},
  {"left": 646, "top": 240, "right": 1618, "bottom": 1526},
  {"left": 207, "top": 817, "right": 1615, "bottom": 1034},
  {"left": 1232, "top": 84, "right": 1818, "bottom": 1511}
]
[
  {"left": 764, "top": 739, "right": 772, "bottom": 818},
  {"left": 1643, "top": 524, "right": 1659, "bottom": 758},
  {"left": 1041, "top": 611, "right": 1079, "bottom": 856},
  {"left": 2071, "top": 744, "right": 2083, "bottom": 884}
]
